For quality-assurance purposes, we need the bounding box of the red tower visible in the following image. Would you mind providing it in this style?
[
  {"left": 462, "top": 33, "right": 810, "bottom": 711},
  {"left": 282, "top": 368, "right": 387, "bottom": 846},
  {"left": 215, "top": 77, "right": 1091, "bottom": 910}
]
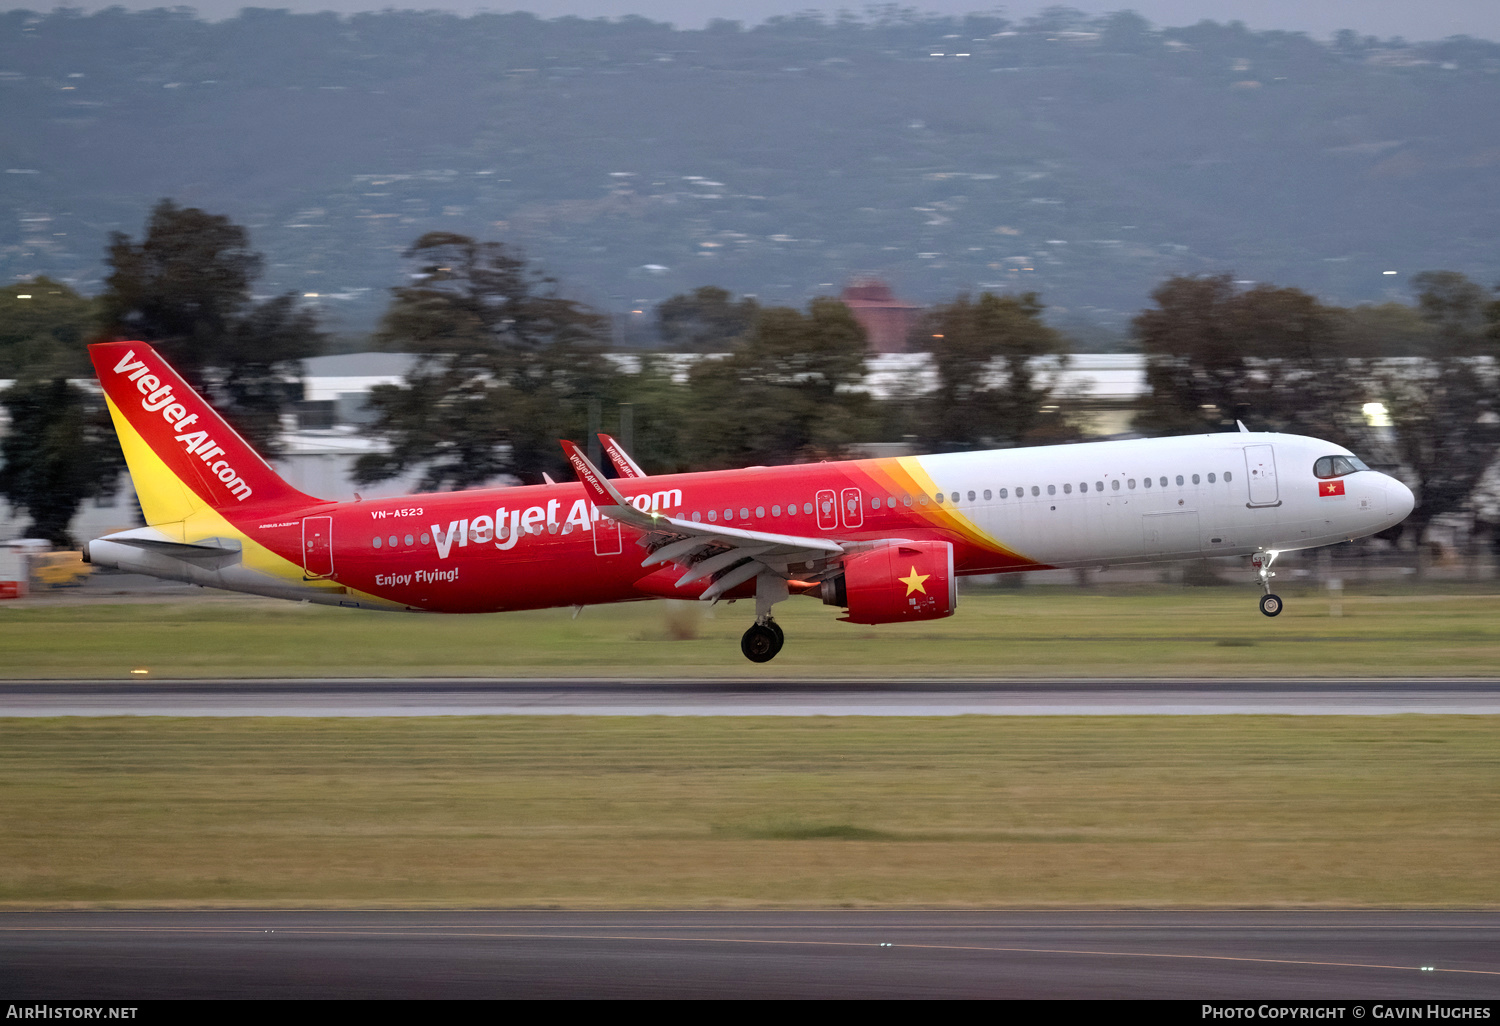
[{"left": 839, "top": 279, "right": 923, "bottom": 354}]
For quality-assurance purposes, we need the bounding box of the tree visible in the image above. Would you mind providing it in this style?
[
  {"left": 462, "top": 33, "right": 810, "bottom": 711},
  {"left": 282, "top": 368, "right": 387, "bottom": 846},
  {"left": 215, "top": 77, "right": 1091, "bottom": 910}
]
[
  {"left": 654, "top": 286, "right": 759, "bottom": 351},
  {"left": 100, "top": 199, "right": 323, "bottom": 453},
  {"left": 354, "top": 232, "right": 615, "bottom": 489},
  {"left": 679, "top": 297, "right": 874, "bottom": 468},
  {"left": 915, "top": 291, "right": 1071, "bottom": 452},
  {"left": 1410, "top": 270, "right": 1493, "bottom": 356},
  {"left": 1133, "top": 274, "right": 1371, "bottom": 447},
  {"left": 0, "top": 377, "right": 124, "bottom": 546},
  {"left": 0, "top": 278, "right": 98, "bottom": 379},
  {"left": 1378, "top": 272, "right": 1500, "bottom": 559}
]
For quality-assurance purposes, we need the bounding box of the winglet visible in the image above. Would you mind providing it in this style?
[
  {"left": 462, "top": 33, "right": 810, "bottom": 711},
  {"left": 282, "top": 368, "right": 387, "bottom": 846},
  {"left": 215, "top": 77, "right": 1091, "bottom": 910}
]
[
  {"left": 598, "top": 433, "right": 647, "bottom": 478},
  {"left": 559, "top": 439, "right": 655, "bottom": 528},
  {"left": 1237, "top": 420, "right": 1249, "bottom": 433}
]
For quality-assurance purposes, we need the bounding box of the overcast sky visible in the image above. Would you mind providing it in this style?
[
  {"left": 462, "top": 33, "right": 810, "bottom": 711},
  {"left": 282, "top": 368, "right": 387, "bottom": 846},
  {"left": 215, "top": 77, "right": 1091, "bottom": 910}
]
[{"left": 4, "top": 1, "right": 1499, "bottom": 42}]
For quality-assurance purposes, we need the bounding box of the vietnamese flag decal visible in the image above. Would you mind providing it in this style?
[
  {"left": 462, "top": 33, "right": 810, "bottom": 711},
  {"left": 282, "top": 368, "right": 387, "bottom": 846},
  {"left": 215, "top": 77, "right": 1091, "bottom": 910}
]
[{"left": 1320, "top": 479, "right": 1346, "bottom": 497}]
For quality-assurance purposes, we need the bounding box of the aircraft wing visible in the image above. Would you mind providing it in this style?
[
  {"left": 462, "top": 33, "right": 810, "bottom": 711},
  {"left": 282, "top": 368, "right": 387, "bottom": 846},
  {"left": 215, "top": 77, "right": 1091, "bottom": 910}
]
[
  {"left": 598, "top": 433, "right": 647, "bottom": 478},
  {"left": 560, "top": 440, "right": 845, "bottom": 601}
]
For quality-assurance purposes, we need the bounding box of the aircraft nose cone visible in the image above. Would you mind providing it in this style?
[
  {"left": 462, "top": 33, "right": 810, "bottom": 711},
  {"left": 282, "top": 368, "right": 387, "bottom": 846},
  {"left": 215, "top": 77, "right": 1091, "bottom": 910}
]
[{"left": 1386, "top": 476, "right": 1415, "bottom": 521}]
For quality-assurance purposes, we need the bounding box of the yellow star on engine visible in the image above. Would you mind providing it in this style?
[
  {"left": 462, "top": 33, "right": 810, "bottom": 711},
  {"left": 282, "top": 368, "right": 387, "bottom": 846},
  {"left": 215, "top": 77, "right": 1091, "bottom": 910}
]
[{"left": 899, "top": 566, "right": 929, "bottom": 596}]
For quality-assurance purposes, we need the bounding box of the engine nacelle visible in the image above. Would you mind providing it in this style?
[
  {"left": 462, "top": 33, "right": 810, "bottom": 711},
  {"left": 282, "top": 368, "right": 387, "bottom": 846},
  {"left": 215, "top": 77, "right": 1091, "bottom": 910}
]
[{"left": 822, "top": 541, "right": 956, "bottom": 624}]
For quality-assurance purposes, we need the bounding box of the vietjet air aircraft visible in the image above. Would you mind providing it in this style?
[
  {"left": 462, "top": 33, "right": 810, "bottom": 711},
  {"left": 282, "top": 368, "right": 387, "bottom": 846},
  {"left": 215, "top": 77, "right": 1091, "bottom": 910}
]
[{"left": 85, "top": 340, "right": 1414, "bottom": 662}]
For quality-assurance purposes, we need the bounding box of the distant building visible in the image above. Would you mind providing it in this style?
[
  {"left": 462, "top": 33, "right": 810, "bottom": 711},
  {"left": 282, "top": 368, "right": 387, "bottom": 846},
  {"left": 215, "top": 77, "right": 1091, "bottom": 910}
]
[{"left": 839, "top": 279, "right": 923, "bottom": 354}]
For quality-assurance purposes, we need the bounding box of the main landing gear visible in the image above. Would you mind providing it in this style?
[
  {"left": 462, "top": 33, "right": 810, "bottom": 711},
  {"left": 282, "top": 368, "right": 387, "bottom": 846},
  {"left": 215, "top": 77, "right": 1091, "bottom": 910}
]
[
  {"left": 741, "top": 618, "right": 784, "bottom": 663},
  {"left": 1252, "top": 550, "right": 1282, "bottom": 617},
  {"left": 740, "top": 572, "right": 791, "bottom": 663}
]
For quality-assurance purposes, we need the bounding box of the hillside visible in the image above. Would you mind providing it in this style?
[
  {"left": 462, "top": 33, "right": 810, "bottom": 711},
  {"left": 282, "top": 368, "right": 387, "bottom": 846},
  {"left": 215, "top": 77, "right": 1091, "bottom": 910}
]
[{"left": 2, "top": 7, "right": 1498, "bottom": 333}]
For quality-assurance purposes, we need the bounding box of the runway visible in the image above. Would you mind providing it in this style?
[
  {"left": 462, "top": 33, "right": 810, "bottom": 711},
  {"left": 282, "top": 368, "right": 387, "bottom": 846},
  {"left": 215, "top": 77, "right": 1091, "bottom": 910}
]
[
  {"left": 4, "top": 910, "right": 1499, "bottom": 999},
  {"left": 3, "top": 678, "right": 1500, "bottom": 715}
]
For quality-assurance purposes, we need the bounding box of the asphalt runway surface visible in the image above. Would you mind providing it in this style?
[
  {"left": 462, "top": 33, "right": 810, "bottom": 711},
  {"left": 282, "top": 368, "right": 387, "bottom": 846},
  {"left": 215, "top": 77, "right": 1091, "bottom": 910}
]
[
  {"left": 3, "top": 911, "right": 1499, "bottom": 999},
  {"left": 2, "top": 678, "right": 1500, "bottom": 715}
]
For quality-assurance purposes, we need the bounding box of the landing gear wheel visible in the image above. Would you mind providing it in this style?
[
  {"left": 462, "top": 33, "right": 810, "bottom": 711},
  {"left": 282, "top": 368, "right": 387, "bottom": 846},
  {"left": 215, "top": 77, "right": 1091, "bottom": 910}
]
[
  {"left": 741, "top": 622, "right": 783, "bottom": 663},
  {"left": 1259, "top": 593, "right": 1283, "bottom": 618},
  {"left": 767, "top": 619, "right": 784, "bottom": 646}
]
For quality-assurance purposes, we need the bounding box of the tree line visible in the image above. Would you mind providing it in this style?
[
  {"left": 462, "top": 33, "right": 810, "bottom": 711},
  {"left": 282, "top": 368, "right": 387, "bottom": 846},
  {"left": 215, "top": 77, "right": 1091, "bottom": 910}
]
[{"left": 4, "top": 200, "right": 1500, "bottom": 559}]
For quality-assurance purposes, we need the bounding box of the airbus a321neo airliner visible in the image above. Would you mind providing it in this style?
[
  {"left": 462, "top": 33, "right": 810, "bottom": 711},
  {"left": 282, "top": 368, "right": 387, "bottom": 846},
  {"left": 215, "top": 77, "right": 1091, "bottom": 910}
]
[{"left": 84, "top": 341, "right": 1415, "bottom": 662}]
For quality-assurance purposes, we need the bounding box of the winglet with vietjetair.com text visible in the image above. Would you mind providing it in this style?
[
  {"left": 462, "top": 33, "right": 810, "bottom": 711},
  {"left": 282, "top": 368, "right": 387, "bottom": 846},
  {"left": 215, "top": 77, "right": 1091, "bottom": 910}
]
[
  {"left": 598, "top": 433, "right": 647, "bottom": 478},
  {"left": 559, "top": 439, "right": 659, "bottom": 530}
]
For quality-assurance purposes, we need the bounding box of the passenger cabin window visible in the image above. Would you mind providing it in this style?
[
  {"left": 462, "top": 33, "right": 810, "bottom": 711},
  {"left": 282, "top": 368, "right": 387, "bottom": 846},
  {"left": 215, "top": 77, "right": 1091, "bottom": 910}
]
[
  {"left": 1208, "top": 473, "right": 1216, "bottom": 483},
  {"left": 1176, "top": 475, "right": 1184, "bottom": 485},
  {"left": 1314, "top": 455, "right": 1370, "bottom": 478},
  {"left": 1063, "top": 484, "right": 1072, "bottom": 494},
  {"left": 1192, "top": 474, "right": 1200, "bottom": 484},
  {"left": 1224, "top": 472, "right": 1232, "bottom": 483},
  {"left": 1047, "top": 485, "right": 1056, "bottom": 496},
  {"left": 1111, "top": 480, "right": 1120, "bottom": 491},
  {"left": 999, "top": 488, "right": 1008, "bottom": 498},
  {"left": 1030, "top": 486, "right": 1040, "bottom": 497},
  {"left": 983, "top": 489, "right": 992, "bottom": 500},
  {"left": 1143, "top": 477, "right": 1152, "bottom": 488}
]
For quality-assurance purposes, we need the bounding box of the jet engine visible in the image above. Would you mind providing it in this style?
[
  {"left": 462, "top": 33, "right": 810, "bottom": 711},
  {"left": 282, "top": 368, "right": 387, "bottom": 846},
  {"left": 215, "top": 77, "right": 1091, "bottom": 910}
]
[{"left": 821, "top": 540, "right": 956, "bottom": 624}]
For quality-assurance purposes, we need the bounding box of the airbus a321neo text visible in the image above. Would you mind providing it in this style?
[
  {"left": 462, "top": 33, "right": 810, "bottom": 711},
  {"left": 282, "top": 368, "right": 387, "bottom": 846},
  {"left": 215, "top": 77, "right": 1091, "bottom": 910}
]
[{"left": 84, "top": 341, "right": 1415, "bottom": 662}]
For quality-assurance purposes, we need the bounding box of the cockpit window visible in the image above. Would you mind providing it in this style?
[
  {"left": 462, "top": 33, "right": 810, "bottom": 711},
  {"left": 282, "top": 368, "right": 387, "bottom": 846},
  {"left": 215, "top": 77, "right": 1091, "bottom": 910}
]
[{"left": 1314, "top": 455, "right": 1370, "bottom": 479}]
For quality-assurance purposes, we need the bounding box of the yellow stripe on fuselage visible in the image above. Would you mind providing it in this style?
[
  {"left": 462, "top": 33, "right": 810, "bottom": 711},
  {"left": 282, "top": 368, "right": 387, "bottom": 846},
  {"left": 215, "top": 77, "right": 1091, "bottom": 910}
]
[{"left": 104, "top": 394, "right": 344, "bottom": 596}]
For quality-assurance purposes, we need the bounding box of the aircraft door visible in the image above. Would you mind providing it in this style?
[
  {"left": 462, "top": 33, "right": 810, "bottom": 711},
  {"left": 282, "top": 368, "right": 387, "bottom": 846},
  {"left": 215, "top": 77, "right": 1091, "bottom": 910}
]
[
  {"left": 816, "top": 489, "right": 839, "bottom": 531},
  {"left": 1142, "top": 510, "right": 1201, "bottom": 557},
  {"left": 593, "top": 511, "right": 622, "bottom": 556},
  {"left": 302, "top": 516, "right": 334, "bottom": 578},
  {"left": 840, "top": 488, "right": 864, "bottom": 529},
  {"left": 1244, "top": 445, "right": 1280, "bottom": 507}
]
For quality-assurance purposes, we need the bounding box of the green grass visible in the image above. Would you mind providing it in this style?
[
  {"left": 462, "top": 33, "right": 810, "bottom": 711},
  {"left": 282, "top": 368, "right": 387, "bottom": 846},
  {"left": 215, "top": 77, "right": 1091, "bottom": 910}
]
[
  {"left": 4, "top": 586, "right": 1500, "bottom": 678},
  {"left": 3, "top": 716, "right": 1498, "bottom": 907}
]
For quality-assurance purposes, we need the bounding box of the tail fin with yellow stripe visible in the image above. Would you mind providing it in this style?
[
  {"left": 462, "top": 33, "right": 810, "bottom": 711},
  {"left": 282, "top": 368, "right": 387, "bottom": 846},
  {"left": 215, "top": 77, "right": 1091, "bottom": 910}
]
[{"left": 90, "top": 340, "right": 316, "bottom": 526}]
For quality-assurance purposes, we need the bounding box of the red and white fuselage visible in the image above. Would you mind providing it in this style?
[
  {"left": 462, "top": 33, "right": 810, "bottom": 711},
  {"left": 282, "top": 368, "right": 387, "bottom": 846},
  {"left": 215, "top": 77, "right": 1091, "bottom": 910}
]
[{"left": 84, "top": 341, "right": 1414, "bottom": 657}]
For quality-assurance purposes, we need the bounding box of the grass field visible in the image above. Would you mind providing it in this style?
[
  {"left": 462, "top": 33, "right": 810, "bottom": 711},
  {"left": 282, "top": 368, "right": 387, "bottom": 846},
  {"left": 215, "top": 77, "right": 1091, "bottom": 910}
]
[
  {"left": 3, "top": 716, "right": 1498, "bottom": 907},
  {"left": 4, "top": 585, "right": 1500, "bottom": 678}
]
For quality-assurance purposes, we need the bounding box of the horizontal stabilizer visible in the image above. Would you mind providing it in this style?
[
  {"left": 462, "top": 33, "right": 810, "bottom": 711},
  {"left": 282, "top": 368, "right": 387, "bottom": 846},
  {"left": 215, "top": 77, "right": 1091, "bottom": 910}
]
[{"left": 90, "top": 527, "right": 243, "bottom": 568}]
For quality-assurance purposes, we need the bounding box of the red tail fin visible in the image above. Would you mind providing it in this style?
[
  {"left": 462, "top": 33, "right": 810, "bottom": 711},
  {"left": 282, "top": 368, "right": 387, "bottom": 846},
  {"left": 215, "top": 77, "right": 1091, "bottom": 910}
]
[{"left": 90, "top": 341, "right": 316, "bottom": 522}]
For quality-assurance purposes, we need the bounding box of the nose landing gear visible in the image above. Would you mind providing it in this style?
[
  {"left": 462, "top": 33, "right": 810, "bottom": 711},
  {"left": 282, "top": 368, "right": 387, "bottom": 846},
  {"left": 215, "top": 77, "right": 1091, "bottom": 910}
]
[
  {"left": 1251, "top": 550, "right": 1282, "bottom": 617},
  {"left": 741, "top": 618, "right": 784, "bottom": 662}
]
